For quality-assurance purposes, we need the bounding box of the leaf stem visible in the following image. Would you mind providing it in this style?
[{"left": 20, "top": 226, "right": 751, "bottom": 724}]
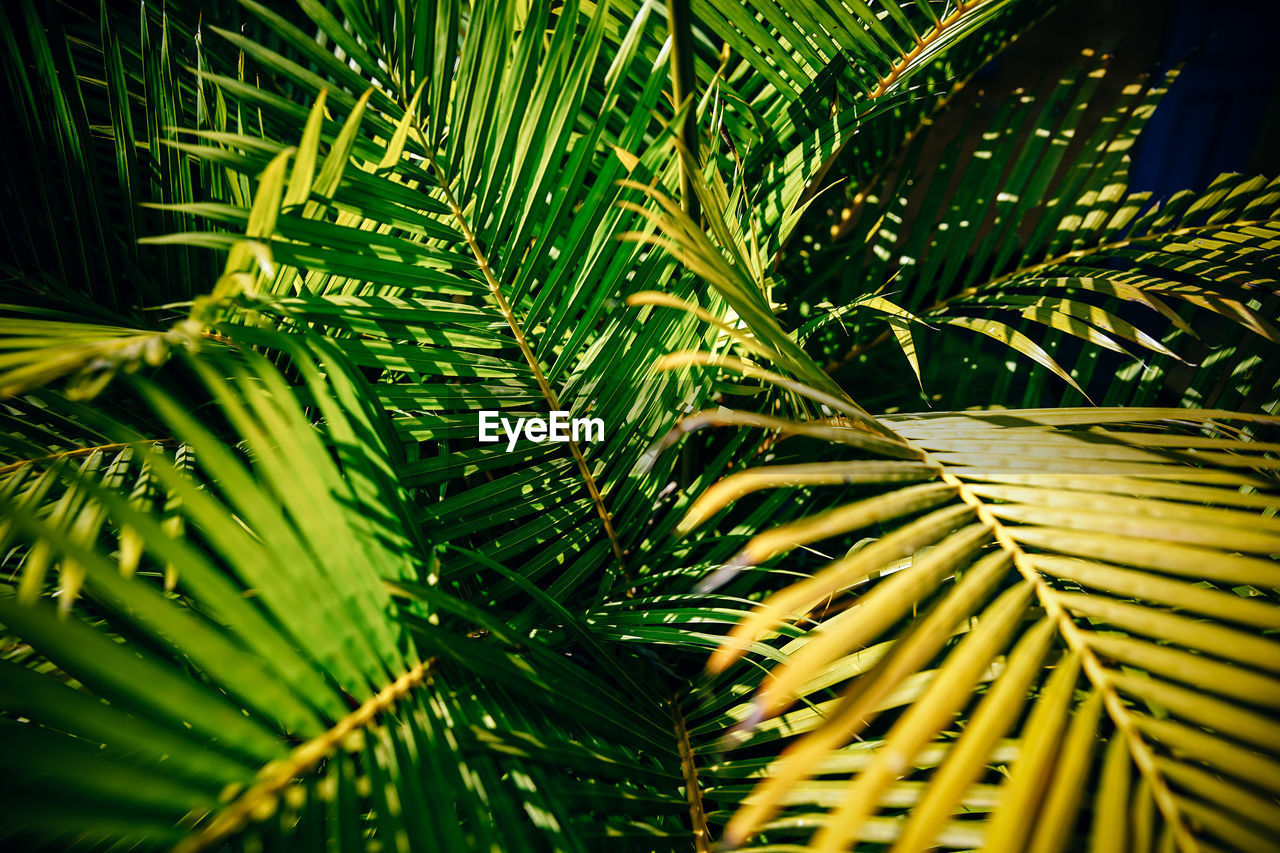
[
  {"left": 666, "top": 0, "right": 700, "bottom": 222},
  {"left": 174, "top": 659, "right": 435, "bottom": 853},
  {"left": 410, "top": 125, "right": 629, "bottom": 577},
  {"left": 0, "top": 439, "right": 176, "bottom": 476},
  {"left": 671, "top": 694, "right": 712, "bottom": 853},
  {"left": 825, "top": 216, "right": 1276, "bottom": 373},
  {"left": 868, "top": 0, "right": 989, "bottom": 99},
  {"left": 920, "top": 452, "right": 1200, "bottom": 853}
]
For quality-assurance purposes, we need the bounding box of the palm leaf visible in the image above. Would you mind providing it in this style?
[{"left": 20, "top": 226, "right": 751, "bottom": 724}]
[
  {"left": 1, "top": 333, "right": 694, "bottom": 850},
  {"left": 625, "top": 135, "right": 1278, "bottom": 848},
  {"left": 3, "top": 1, "right": 1273, "bottom": 850},
  {"left": 640, "top": 302, "right": 1279, "bottom": 851},
  {"left": 0, "top": 0, "right": 229, "bottom": 311},
  {"left": 800, "top": 51, "right": 1279, "bottom": 412},
  {"left": 25, "top": 0, "right": 696, "bottom": 620}
]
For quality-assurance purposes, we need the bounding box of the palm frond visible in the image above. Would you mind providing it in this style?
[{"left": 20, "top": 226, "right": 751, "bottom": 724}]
[
  {"left": 0, "top": 0, "right": 228, "bottom": 311},
  {"left": 627, "top": 146, "right": 1278, "bottom": 848},
  {"left": 3, "top": 1, "right": 1274, "bottom": 851},
  {"left": 799, "top": 51, "right": 1279, "bottom": 411},
  {"left": 638, "top": 299, "right": 1279, "bottom": 851},
  {"left": 8, "top": 0, "right": 686, "bottom": 619},
  {"left": 1, "top": 334, "right": 692, "bottom": 850}
]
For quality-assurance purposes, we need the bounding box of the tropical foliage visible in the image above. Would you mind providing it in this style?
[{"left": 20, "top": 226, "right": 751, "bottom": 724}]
[{"left": 1, "top": 1, "right": 1276, "bottom": 851}]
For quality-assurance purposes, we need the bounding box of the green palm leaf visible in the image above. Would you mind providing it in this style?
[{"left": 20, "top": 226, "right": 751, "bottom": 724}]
[
  {"left": 1, "top": 334, "right": 693, "bottom": 850},
  {"left": 801, "top": 51, "right": 1279, "bottom": 412},
  {"left": 3, "top": 1, "right": 1274, "bottom": 851}
]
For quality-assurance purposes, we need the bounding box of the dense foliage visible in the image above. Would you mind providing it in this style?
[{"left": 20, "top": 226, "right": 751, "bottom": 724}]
[{"left": 1, "top": 1, "right": 1277, "bottom": 851}]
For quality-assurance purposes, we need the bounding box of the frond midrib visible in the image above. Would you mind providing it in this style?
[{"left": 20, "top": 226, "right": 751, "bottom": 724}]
[
  {"left": 827, "top": 214, "right": 1276, "bottom": 373},
  {"left": 403, "top": 120, "right": 630, "bottom": 578},
  {"left": 174, "top": 658, "right": 435, "bottom": 853},
  {"left": 909, "top": 437, "right": 1201, "bottom": 853}
]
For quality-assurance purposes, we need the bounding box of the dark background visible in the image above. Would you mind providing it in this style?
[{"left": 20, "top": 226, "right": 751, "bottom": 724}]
[{"left": 975, "top": 0, "right": 1280, "bottom": 194}]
